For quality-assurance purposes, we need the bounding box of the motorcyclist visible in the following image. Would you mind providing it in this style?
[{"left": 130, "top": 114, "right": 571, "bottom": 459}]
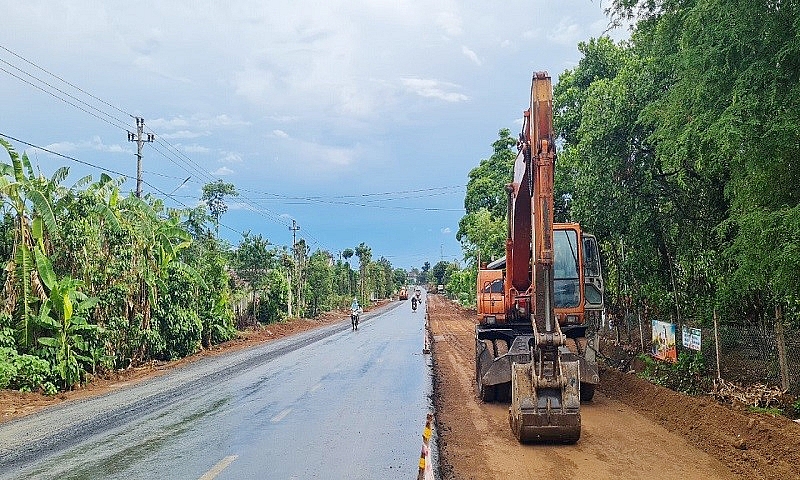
[
  {"left": 411, "top": 295, "right": 418, "bottom": 312},
  {"left": 351, "top": 298, "right": 362, "bottom": 330}
]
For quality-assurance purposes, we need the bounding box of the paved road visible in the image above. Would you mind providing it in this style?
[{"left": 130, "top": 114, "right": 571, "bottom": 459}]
[{"left": 0, "top": 297, "right": 433, "bottom": 479}]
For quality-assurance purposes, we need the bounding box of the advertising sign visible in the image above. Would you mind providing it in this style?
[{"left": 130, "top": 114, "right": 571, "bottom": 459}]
[
  {"left": 652, "top": 320, "right": 677, "bottom": 362},
  {"left": 681, "top": 326, "right": 702, "bottom": 351}
]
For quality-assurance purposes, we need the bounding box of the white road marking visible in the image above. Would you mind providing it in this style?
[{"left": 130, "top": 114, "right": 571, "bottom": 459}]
[
  {"left": 198, "top": 455, "right": 238, "bottom": 480},
  {"left": 271, "top": 408, "right": 292, "bottom": 423}
]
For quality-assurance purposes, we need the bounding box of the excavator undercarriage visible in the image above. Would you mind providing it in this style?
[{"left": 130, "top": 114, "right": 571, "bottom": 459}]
[{"left": 476, "top": 322, "right": 598, "bottom": 443}]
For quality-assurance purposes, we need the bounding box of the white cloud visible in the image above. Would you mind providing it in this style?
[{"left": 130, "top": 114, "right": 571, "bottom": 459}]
[
  {"left": 42, "top": 141, "right": 79, "bottom": 153},
  {"left": 41, "top": 137, "right": 129, "bottom": 155},
  {"left": 547, "top": 18, "right": 581, "bottom": 45},
  {"left": 212, "top": 166, "right": 234, "bottom": 176},
  {"left": 219, "top": 152, "right": 243, "bottom": 164},
  {"left": 299, "top": 142, "right": 356, "bottom": 167},
  {"left": 441, "top": 227, "right": 452, "bottom": 234},
  {"left": 147, "top": 117, "right": 189, "bottom": 130},
  {"left": 179, "top": 144, "right": 210, "bottom": 154},
  {"left": 159, "top": 130, "right": 208, "bottom": 140},
  {"left": 436, "top": 11, "right": 463, "bottom": 36},
  {"left": 401, "top": 78, "right": 468, "bottom": 103},
  {"left": 148, "top": 114, "right": 249, "bottom": 134},
  {"left": 461, "top": 46, "right": 481, "bottom": 66},
  {"left": 272, "top": 129, "right": 289, "bottom": 138}
]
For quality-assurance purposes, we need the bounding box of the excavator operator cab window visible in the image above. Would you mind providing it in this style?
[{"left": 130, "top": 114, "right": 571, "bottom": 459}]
[
  {"left": 582, "top": 234, "right": 604, "bottom": 309},
  {"left": 483, "top": 278, "right": 503, "bottom": 294},
  {"left": 553, "top": 229, "right": 580, "bottom": 308}
]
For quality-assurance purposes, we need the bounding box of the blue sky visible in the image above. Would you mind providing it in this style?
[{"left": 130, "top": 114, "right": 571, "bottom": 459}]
[{"left": 0, "top": 1, "right": 627, "bottom": 270}]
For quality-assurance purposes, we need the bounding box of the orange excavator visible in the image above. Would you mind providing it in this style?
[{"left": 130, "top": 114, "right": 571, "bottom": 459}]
[{"left": 475, "top": 72, "right": 604, "bottom": 443}]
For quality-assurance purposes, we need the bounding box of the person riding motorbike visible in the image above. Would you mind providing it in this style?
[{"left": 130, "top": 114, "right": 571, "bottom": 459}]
[
  {"left": 411, "top": 295, "right": 418, "bottom": 312},
  {"left": 351, "top": 298, "right": 362, "bottom": 330}
]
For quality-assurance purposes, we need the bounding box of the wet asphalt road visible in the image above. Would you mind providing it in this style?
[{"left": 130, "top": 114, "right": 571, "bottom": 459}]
[{"left": 0, "top": 297, "right": 433, "bottom": 479}]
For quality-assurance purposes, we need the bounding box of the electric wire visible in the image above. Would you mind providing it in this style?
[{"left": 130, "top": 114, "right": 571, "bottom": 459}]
[
  {"left": 0, "top": 131, "right": 246, "bottom": 237},
  {"left": 0, "top": 45, "right": 461, "bottom": 259}
]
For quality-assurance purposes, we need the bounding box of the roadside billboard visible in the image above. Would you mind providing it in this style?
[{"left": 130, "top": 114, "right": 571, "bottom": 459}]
[
  {"left": 652, "top": 320, "right": 677, "bottom": 362},
  {"left": 681, "top": 326, "right": 702, "bottom": 351}
]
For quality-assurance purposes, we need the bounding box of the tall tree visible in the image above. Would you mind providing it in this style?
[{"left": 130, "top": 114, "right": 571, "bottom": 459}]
[
  {"left": 354, "top": 243, "right": 372, "bottom": 303},
  {"left": 235, "top": 232, "right": 273, "bottom": 320},
  {"left": 201, "top": 180, "right": 238, "bottom": 236},
  {"left": 457, "top": 129, "right": 516, "bottom": 265},
  {"left": 305, "top": 250, "right": 333, "bottom": 317}
]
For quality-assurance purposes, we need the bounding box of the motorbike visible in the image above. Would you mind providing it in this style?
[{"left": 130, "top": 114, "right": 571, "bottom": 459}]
[{"left": 351, "top": 310, "right": 360, "bottom": 330}]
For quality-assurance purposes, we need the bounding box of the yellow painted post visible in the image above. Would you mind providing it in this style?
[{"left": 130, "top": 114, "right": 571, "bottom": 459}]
[{"left": 417, "top": 413, "right": 434, "bottom": 480}]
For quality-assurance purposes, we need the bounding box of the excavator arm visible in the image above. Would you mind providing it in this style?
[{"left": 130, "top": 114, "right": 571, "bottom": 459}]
[{"left": 507, "top": 72, "right": 582, "bottom": 443}]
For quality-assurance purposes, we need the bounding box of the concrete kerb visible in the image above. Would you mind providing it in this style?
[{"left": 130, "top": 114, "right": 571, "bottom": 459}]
[{"left": 423, "top": 301, "right": 431, "bottom": 354}]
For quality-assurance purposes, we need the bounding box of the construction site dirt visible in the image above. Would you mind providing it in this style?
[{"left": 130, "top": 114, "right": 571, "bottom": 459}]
[{"left": 426, "top": 294, "right": 800, "bottom": 480}]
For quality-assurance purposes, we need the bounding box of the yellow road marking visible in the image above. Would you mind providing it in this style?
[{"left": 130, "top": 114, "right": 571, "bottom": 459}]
[
  {"left": 199, "top": 455, "right": 238, "bottom": 480},
  {"left": 271, "top": 408, "right": 292, "bottom": 423}
]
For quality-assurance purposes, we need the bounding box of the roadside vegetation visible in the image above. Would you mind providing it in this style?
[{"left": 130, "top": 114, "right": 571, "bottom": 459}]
[
  {"left": 446, "top": 0, "right": 799, "bottom": 411},
  {"left": 450, "top": 0, "right": 799, "bottom": 330},
  {"left": 0, "top": 140, "right": 406, "bottom": 393}
]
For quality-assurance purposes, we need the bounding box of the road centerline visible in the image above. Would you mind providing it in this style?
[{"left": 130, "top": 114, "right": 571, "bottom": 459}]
[
  {"left": 198, "top": 454, "right": 238, "bottom": 480},
  {"left": 271, "top": 408, "right": 292, "bottom": 423}
]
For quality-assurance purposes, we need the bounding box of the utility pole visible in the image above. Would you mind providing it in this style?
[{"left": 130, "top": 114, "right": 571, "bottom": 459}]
[
  {"left": 289, "top": 219, "right": 301, "bottom": 317},
  {"left": 290, "top": 219, "right": 300, "bottom": 250},
  {"left": 127, "top": 117, "right": 155, "bottom": 197}
]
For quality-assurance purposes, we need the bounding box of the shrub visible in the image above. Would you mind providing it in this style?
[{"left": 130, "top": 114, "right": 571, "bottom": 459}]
[
  {"left": 0, "top": 346, "right": 56, "bottom": 394},
  {"left": 637, "top": 351, "right": 710, "bottom": 395}
]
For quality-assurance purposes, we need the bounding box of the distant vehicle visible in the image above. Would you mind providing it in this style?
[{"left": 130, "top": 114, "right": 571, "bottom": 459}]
[{"left": 399, "top": 287, "right": 408, "bottom": 300}]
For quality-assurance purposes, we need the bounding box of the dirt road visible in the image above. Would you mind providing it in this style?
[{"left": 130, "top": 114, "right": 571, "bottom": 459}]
[{"left": 426, "top": 295, "right": 800, "bottom": 480}]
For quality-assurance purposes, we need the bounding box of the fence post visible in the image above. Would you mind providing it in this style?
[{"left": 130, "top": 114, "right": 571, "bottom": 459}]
[
  {"left": 713, "top": 309, "right": 721, "bottom": 380},
  {"left": 775, "top": 305, "right": 790, "bottom": 392},
  {"left": 638, "top": 306, "right": 645, "bottom": 354}
]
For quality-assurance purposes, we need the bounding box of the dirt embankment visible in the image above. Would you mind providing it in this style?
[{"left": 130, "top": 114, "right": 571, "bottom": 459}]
[{"left": 426, "top": 294, "right": 800, "bottom": 480}]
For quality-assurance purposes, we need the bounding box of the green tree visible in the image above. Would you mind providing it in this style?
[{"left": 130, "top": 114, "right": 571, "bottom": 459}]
[
  {"left": 419, "top": 262, "right": 430, "bottom": 285},
  {"left": 201, "top": 180, "right": 238, "bottom": 236},
  {"left": 393, "top": 268, "right": 408, "bottom": 290},
  {"left": 431, "top": 261, "right": 449, "bottom": 285},
  {"left": 34, "top": 248, "right": 99, "bottom": 389},
  {"left": 354, "top": 243, "right": 372, "bottom": 303},
  {"left": 457, "top": 129, "right": 516, "bottom": 266},
  {"left": 306, "top": 250, "right": 333, "bottom": 317},
  {"left": 235, "top": 232, "right": 274, "bottom": 320}
]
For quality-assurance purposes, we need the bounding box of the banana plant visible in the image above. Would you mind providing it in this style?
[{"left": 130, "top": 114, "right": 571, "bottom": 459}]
[
  {"left": 34, "top": 246, "right": 98, "bottom": 389},
  {"left": 0, "top": 139, "right": 58, "bottom": 349}
]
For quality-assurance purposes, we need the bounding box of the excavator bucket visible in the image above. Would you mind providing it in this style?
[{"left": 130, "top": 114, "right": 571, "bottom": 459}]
[{"left": 508, "top": 353, "right": 581, "bottom": 443}]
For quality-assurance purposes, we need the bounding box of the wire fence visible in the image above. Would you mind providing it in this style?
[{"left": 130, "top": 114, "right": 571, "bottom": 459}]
[{"left": 589, "top": 310, "right": 800, "bottom": 396}]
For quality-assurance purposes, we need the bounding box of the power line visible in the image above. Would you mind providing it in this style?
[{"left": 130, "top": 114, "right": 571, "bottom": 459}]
[
  {"left": 0, "top": 131, "right": 246, "bottom": 238},
  {"left": 0, "top": 63, "right": 129, "bottom": 131},
  {"left": 0, "top": 131, "right": 136, "bottom": 180},
  {"left": 0, "top": 44, "right": 131, "bottom": 120},
  {"left": 0, "top": 45, "right": 456, "bottom": 257}
]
